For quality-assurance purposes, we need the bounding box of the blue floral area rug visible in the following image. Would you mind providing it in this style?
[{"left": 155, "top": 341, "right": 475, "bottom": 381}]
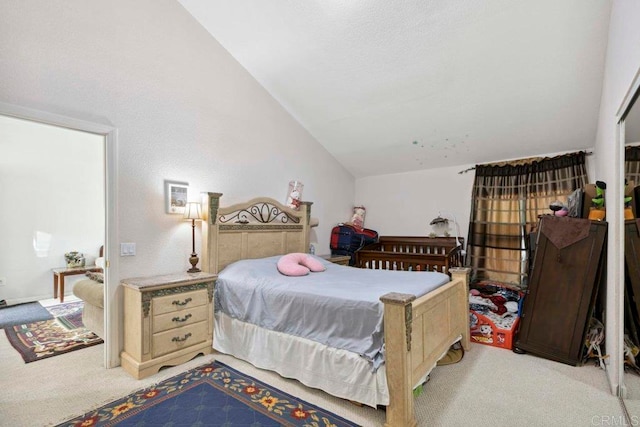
[{"left": 57, "top": 361, "right": 360, "bottom": 427}]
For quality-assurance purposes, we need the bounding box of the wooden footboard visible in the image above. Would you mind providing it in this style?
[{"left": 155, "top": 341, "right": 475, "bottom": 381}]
[
  {"left": 380, "top": 267, "right": 470, "bottom": 427},
  {"left": 356, "top": 236, "right": 464, "bottom": 274}
]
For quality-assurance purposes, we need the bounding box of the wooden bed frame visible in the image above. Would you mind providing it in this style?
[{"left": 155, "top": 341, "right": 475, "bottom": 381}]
[
  {"left": 201, "top": 193, "right": 470, "bottom": 427},
  {"left": 355, "top": 236, "right": 465, "bottom": 274}
]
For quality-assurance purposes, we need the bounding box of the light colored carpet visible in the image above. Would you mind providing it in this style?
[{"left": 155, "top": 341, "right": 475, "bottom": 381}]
[
  {"left": 0, "top": 335, "right": 627, "bottom": 427},
  {"left": 622, "top": 371, "right": 640, "bottom": 419}
]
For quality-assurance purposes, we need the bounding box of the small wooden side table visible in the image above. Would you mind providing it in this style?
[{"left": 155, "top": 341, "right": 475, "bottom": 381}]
[{"left": 52, "top": 265, "right": 102, "bottom": 303}]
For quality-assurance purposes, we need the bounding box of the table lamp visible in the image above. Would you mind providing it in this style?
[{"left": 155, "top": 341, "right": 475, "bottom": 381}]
[{"left": 183, "top": 202, "right": 203, "bottom": 273}]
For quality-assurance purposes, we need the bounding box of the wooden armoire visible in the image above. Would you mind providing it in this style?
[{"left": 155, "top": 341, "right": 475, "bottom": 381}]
[{"left": 515, "top": 216, "right": 607, "bottom": 365}]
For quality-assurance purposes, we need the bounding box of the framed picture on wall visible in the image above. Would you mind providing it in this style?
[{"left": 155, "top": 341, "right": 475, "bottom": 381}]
[{"left": 164, "top": 180, "right": 189, "bottom": 214}]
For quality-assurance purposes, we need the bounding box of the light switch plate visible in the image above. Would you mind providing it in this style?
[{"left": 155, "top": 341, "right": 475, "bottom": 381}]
[{"left": 120, "top": 243, "right": 136, "bottom": 256}]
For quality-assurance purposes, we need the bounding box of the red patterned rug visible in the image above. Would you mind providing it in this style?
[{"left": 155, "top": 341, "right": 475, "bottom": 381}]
[
  {"left": 45, "top": 300, "right": 84, "bottom": 318},
  {"left": 4, "top": 309, "right": 103, "bottom": 363}
]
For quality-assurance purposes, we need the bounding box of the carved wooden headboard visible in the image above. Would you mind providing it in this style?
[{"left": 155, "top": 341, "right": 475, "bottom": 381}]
[{"left": 201, "top": 192, "right": 313, "bottom": 274}]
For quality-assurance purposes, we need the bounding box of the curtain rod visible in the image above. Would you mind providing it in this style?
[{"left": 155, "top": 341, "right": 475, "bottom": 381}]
[{"left": 457, "top": 151, "right": 594, "bottom": 174}]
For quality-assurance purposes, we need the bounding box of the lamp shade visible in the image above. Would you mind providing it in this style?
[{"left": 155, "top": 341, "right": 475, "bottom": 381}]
[{"left": 183, "top": 202, "right": 202, "bottom": 220}]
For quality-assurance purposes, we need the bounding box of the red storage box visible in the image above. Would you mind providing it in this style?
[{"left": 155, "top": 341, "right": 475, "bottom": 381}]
[
  {"left": 469, "top": 310, "right": 520, "bottom": 349},
  {"left": 469, "top": 281, "right": 524, "bottom": 350}
]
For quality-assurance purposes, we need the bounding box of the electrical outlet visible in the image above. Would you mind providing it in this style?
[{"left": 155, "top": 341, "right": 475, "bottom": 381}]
[{"left": 0, "top": 277, "right": 5, "bottom": 286}]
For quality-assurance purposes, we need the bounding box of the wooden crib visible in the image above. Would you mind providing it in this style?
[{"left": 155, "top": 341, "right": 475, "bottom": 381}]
[{"left": 354, "top": 236, "right": 465, "bottom": 274}]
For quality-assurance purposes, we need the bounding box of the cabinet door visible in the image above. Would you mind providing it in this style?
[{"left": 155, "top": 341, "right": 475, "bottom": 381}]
[{"left": 515, "top": 217, "right": 607, "bottom": 365}]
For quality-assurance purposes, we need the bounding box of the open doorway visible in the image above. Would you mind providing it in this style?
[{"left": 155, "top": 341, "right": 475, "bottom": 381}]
[
  {"left": 0, "top": 114, "right": 104, "bottom": 302},
  {"left": 0, "top": 102, "right": 118, "bottom": 368}
]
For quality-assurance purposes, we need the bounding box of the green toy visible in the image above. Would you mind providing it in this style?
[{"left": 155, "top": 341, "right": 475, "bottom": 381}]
[
  {"left": 592, "top": 180, "right": 606, "bottom": 208},
  {"left": 625, "top": 179, "right": 633, "bottom": 208},
  {"left": 588, "top": 180, "right": 607, "bottom": 221}
]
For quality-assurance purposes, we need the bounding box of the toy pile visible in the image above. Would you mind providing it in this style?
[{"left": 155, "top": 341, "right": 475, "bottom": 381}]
[{"left": 469, "top": 281, "right": 523, "bottom": 349}]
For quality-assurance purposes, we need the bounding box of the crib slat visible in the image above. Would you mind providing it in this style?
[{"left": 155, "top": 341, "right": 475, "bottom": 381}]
[{"left": 354, "top": 236, "right": 464, "bottom": 274}]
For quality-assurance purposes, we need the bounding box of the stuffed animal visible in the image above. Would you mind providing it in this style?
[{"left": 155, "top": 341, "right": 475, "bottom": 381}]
[
  {"left": 592, "top": 180, "right": 606, "bottom": 209},
  {"left": 350, "top": 206, "right": 366, "bottom": 231},
  {"left": 588, "top": 181, "right": 607, "bottom": 220},
  {"left": 286, "top": 189, "right": 301, "bottom": 210},
  {"left": 625, "top": 179, "right": 635, "bottom": 219}
]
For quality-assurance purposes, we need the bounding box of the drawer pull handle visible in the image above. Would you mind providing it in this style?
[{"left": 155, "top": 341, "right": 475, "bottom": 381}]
[
  {"left": 172, "top": 314, "right": 192, "bottom": 323},
  {"left": 172, "top": 297, "right": 192, "bottom": 306},
  {"left": 171, "top": 333, "right": 192, "bottom": 343}
]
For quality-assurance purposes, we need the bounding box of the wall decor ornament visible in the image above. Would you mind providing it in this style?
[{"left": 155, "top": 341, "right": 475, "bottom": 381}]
[
  {"left": 164, "top": 180, "right": 189, "bottom": 214},
  {"left": 64, "top": 251, "right": 85, "bottom": 268}
]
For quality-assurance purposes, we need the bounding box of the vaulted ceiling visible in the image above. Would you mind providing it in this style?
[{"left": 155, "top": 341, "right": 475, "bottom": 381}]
[{"left": 178, "top": 0, "right": 612, "bottom": 178}]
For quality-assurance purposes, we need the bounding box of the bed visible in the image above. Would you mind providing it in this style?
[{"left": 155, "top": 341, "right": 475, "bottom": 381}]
[
  {"left": 201, "top": 193, "right": 470, "bottom": 427},
  {"left": 355, "top": 236, "right": 465, "bottom": 274}
]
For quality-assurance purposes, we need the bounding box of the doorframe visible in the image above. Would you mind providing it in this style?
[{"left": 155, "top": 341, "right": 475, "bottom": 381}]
[{"left": 0, "top": 101, "right": 119, "bottom": 368}]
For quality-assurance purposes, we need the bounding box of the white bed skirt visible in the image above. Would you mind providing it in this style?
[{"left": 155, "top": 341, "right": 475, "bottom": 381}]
[{"left": 213, "top": 311, "right": 390, "bottom": 407}]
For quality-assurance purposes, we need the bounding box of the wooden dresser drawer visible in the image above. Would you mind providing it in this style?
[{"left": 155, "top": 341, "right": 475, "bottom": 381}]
[
  {"left": 152, "top": 321, "right": 208, "bottom": 358},
  {"left": 152, "top": 289, "right": 207, "bottom": 315},
  {"left": 153, "top": 305, "right": 209, "bottom": 334}
]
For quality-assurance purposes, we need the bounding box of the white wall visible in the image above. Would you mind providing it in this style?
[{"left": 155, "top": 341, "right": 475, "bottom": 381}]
[
  {"left": 0, "top": 0, "right": 355, "bottom": 282},
  {"left": 593, "top": 0, "right": 640, "bottom": 397},
  {"left": 356, "top": 165, "right": 474, "bottom": 241},
  {"left": 356, "top": 152, "right": 597, "bottom": 243},
  {"left": 0, "top": 115, "right": 104, "bottom": 303}
]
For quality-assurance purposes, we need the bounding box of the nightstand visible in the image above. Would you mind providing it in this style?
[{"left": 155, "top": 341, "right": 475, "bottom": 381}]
[
  {"left": 120, "top": 272, "right": 216, "bottom": 379},
  {"left": 321, "top": 255, "right": 351, "bottom": 266}
]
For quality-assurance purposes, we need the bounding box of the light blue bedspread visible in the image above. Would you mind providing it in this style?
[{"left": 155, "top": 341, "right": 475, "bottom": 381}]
[{"left": 215, "top": 255, "right": 449, "bottom": 369}]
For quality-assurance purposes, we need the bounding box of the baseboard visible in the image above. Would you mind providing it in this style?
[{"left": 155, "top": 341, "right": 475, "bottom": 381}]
[{"left": 2, "top": 293, "right": 61, "bottom": 306}]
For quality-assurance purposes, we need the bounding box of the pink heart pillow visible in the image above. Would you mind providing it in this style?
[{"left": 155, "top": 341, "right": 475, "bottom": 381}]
[{"left": 277, "top": 253, "right": 326, "bottom": 276}]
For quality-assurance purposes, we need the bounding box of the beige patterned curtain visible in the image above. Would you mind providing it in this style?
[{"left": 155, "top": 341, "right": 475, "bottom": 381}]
[{"left": 467, "top": 152, "right": 588, "bottom": 288}]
